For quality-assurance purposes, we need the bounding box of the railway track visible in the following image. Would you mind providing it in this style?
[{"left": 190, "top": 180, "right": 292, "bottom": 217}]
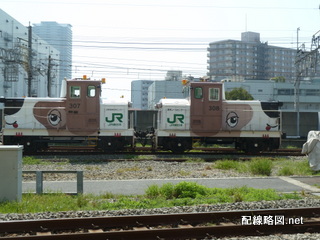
[
  {"left": 29, "top": 147, "right": 303, "bottom": 157},
  {"left": 1, "top": 207, "right": 319, "bottom": 239}
]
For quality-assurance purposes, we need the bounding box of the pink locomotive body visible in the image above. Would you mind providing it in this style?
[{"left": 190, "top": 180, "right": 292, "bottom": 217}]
[
  {"left": 1, "top": 77, "right": 134, "bottom": 153},
  {"left": 156, "top": 82, "right": 282, "bottom": 153}
]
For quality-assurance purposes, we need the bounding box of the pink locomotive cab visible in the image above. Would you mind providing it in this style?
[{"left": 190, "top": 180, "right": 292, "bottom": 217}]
[
  {"left": 32, "top": 77, "right": 101, "bottom": 136},
  {"left": 64, "top": 78, "right": 100, "bottom": 134},
  {"left": 156, "top": 81, "right": 282, "bottom": 153},
  {"left": 190, "top": 82, "right": 224, "bottom": 134}
]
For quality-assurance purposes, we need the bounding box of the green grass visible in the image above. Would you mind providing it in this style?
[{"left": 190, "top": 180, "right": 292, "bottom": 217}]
[
  {"left": 276, "top": 159, "right": 316, "bottom": 176},
  {"left": 214, "top": 159, "right": 242, "bottom": 171},
  {"left": 248, "top": 158, "right": 273, "bottom": 176},
  {"left": 213, "top": 157, "right": 320, "bottom": 176},
  {"left": 23, "top": 156, "right": 67, "bottom": 165},
  {"left": 23, "top": 156, "right": 44, "bottom": 165},
  {"left": 0, "top": 182, "right": 300, "bottom": 214}
]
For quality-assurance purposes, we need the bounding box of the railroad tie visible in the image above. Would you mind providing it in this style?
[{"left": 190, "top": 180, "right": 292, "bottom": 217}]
[
  {"left": 88, "top": 229, "right": 104, "bottom": 233},
  {"left": 36, "top": 231, "right": 52, "bottom": 235},
  {"left": 178, "top": 224, "right": 193, "bottom": 228},
  {"left": 219, "top": 222, "right": 236, "bottom": 226},
  {"left": 133, "top": 226, "right": 149, "bottom": 230}
]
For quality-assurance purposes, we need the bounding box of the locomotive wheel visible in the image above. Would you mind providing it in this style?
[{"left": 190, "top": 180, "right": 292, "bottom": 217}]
[
  {"left": 168, "top": 138, "right": 191, "bottom": 154},
  {"left": 171, "top": 142, "right": 186, "bottom": 154},
  {"left": 99, "top": 137, "right": 125, "bottom": 153},
  {"left": 241, "top": 139, "right": 266, "bottom": 154}
]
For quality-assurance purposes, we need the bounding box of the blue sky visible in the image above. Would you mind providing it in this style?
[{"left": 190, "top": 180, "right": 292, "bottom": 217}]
[{"left": 2, "top": 0, "right": 320, "bottom": 99}]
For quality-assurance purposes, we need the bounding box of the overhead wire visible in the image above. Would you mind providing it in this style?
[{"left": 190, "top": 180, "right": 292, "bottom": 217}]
[
  {"left": 25, "top": 0, "right": 318, "bottom": 80},
  {"left": 3, "top": 0, "right": 318, "bottom": 10}
]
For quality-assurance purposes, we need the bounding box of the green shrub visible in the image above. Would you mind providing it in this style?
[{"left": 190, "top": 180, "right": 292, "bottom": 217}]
[
  {"left": 278, "top": 166, "right": 294, "bottom": 176},
  {"left": 173, "top": 182, "right": 208, "bottom": 198},
  {"left": 249, "top": 158, "right": 273, "bottom": 176},
  {"left": 275, "top": 159, "right": 317, "bottom": 176},
  {"left": 214, "top": 160, "right": 240, "bottom": 170},
  {"left": 145, "top": 182, "right": 208, "bottom": 199},
  {"left": 294, "top": 160, "right": 314, "bottom": 175},
  {"left": 145, "top": 183, "right": 176, "bottom": 199}
]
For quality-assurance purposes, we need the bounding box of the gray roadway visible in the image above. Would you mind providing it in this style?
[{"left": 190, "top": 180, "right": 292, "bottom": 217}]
[{"left": 22, "top": 176, "right": 320, "bottom": 195}]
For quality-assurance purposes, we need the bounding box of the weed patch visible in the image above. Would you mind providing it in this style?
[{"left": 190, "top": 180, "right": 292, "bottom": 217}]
[
  {"left": 248, "top": 158, "right": 273, "bottom": 176},
  {"left": 276, "top": 158, "right": 319, "bottom": 176},
  {"left": 0, "top": 182, "right": 300, "bottom": 213},
  {"left": 207, "top": 157, "right": 320, "bottom": 177},
  {"left": 278, "top": 166, "right": 294, "bottom": 176},
  {"left": 214, "top": 160, "right": 240, "bottom": 171},
  {"left": 23, "top": 156, "right": 42, "bottom": 165}
]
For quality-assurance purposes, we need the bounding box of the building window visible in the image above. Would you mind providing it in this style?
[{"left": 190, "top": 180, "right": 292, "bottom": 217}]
[
  {"left": 278, "top": 89, "right": 294, "bottom": 95},
  {"left": 306, "top": 89, "right": 320, "bottom": 96}
]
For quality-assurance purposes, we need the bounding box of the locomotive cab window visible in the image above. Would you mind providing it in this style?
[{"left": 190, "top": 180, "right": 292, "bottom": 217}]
[
  {"left": 209, "top": 88, "right": 219, "bottom": 101},
  {"left": 194, "top": 87, "right": 203, "bottom": 99},
  {"left": 87, "top": 85, "right": 96, "bottom": 97},
  {"left": 70, "top": 86, "right": 81, "bottom": 98}
]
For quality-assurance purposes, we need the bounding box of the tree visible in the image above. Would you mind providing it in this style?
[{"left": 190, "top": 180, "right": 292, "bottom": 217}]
[
  {"left": 225, "top": 87, "right": 254, "bottom": 100},
  {"left": 271, "top": 76, "right": 286, "bottom": 83}
]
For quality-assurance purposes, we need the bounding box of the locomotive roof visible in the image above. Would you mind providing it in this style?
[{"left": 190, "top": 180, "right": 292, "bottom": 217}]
[
  {"left": 68, "top": 78, "right": 101, "bottom": 83},
  {"left": 157, "top": 98, "right": 190, "bottom": 106},
  {"left": 190, "top": 81, "right": 223, "bottom": 86},
  {"left": 101, "top": 98, "right": 132, "bottom": 105}
]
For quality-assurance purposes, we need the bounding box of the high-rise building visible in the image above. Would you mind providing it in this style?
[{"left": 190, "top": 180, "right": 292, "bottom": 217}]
[
  {"left": 165, "top": 70, "right": 183, "bottom": 81},
  {"left": 207, "top": 32, "right": 297, "bottom": 81},
  {"left": 33, "top": 21, "right": 72, "bottom": 85}
]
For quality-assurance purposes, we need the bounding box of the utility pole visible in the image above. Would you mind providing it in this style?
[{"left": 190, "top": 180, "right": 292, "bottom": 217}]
[
  {"left": 47, "top": 55, "right": 51, "bottom": 97},
  {"left": 27, "top": 24, "right": 33, "bottom": 97},
  {"left": 295, "top": 29, "right": 320, "bottom": 137},
  {"left": 294, "top": 27, "right": 300, "bottom": 137}
]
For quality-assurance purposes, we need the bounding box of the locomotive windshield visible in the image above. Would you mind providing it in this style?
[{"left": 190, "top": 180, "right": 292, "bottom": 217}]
[
  {"left": 209, "top": 88, "right": 220, "bottom": 101},
  {"left": 87, "top": 86, "right": 96, "bottom": 97},
  {"left": 194, "top": 87, "right": 203, "bottom": 99},
  {"left": 70, "top": 86, "right": 81, "bottom": 98}
]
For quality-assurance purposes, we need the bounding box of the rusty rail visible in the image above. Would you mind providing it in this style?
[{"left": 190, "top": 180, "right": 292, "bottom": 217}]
[
  {"left": 0, "top": 207, "right": 319, "bottom": 239},
  {"left": 28, "top": 147, "right": 303, "bottom": 157}
]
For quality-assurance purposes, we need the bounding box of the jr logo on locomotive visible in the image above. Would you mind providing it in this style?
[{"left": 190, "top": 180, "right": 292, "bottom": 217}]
[
  {"left": 104, "top": 109, "right": 126, "bottom": 129},
  {"left": 165, "top": 108, "right": 188, "bottom": 130}
]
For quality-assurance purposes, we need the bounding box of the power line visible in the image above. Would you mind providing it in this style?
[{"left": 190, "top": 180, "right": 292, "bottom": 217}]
[{"left": 3, "top": 0, "right": 317, "bottom": 10}]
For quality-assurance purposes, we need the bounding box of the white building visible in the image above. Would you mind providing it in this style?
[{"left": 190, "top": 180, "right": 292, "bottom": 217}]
[
  {"left": 223, "top": 79, "right": 320, "bottom": 112},
  {"left": 148, "top": 80, "right": 185, "bottom": 109},
  {"left": 131, "top": 80, "right": 154, "bottom": 110},
  {"left": 0, "top": 9, "right": 60, "bottom": 98}
]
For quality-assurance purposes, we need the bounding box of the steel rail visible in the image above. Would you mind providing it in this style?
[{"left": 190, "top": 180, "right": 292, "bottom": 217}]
[
  {"left": 0, "top": 207, "right": 319, "bottom": 239},
  {"left": 1, "top": 223, "right": 320, "bottom": 240},
  {"left": 28, "top": 147, "right": 303, "bottom": 157}
]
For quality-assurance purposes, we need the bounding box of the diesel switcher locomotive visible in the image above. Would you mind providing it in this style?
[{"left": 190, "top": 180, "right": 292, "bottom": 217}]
[{"left": 0, "top": 77, "right": 282, "bottom": 153}]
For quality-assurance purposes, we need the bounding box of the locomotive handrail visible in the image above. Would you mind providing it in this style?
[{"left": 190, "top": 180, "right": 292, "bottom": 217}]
[{"left": 22, "top": 170, "right": 83, "bottom": 195}]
